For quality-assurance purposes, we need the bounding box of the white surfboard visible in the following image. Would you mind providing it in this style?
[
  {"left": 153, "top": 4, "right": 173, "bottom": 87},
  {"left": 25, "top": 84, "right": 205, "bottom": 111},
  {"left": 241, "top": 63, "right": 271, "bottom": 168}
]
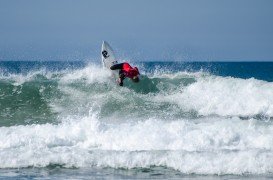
[
  {"left": 101, "top": 41, "right": 119, "bottom": 78},
  {"left": 101, "top": 41, "right": 118, "bottom": 68}
]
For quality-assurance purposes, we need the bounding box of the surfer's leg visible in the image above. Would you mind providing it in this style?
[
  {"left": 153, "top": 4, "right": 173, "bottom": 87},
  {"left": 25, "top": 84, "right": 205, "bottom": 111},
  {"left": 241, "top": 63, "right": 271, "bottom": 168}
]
[{"left": 110, "top": 63, "right": 124, "bottom": 70}]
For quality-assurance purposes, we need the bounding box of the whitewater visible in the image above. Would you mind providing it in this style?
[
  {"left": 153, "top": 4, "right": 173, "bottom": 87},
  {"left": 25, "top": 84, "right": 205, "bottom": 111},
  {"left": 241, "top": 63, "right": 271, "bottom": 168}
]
[{"left": 0, "top": 61, "right": 273, "bottom": 178}]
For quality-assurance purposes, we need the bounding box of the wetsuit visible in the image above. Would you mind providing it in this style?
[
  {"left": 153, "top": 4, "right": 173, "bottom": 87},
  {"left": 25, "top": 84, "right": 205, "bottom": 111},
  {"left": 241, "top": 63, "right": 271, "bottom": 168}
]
[{"left": 110, "top": 62, "right": 139, "bottom": 86}]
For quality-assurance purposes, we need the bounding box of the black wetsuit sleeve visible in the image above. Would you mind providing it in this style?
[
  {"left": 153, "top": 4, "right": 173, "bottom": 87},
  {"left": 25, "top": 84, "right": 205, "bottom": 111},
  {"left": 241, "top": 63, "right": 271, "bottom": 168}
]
[
  {"left": 110, "top": 63, "right": 125, "bottom": 86},
  {"left": 110, "top": 63, "right": 124, "bottom": 70}
]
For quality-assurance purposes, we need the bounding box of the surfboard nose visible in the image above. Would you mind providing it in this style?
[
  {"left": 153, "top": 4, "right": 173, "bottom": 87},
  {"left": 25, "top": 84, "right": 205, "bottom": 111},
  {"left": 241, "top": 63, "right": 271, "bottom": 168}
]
[
  {"left": 102, "top": 41, "right": 110, "bottom": 47},
  {"left": 102, "top": 41, "right": 107, "bottom": 49}
]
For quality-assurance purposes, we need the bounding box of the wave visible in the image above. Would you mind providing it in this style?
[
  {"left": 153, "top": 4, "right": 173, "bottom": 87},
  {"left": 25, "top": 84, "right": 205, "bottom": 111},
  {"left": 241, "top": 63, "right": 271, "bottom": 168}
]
[
  {"left": 0, "top": 114, "right": 273, "bottom": 174},
  {"left": 1, "top": 63, "right": 273, "bottom": 174},
  {"left": 1, "top": 64, "right": 273, "bottom": 125},
  {"left": 157, "top": 75, "right": 273, "bottom": 117}
]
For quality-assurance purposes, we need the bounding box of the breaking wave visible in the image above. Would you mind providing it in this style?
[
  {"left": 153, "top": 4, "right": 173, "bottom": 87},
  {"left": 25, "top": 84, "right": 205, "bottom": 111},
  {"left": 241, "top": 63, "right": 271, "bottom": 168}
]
[{"left": 0, "top": 63, "right": 273, "bottom": 175}]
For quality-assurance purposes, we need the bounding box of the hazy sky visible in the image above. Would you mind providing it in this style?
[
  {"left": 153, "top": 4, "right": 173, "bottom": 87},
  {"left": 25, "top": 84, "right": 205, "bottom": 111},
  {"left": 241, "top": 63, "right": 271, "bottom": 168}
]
[{"left": 0, "top": 0, "right": 273, "bottom": 61}]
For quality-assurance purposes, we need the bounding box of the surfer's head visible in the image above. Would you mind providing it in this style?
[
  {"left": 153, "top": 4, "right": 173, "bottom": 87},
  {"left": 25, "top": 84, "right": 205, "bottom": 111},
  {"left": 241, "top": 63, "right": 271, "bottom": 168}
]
[
  {"left": 131, "top": 67, "right": 140, "bottom": 83},
  {"left": 132, "top": 76, "right": 140, "bottom": 83}
]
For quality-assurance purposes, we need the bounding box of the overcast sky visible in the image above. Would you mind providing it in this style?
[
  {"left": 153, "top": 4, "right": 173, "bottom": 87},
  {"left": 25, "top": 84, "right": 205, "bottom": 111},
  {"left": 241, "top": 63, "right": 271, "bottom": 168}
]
[{"left": 0, "top": 0, "right": 273, "bottom": 61}]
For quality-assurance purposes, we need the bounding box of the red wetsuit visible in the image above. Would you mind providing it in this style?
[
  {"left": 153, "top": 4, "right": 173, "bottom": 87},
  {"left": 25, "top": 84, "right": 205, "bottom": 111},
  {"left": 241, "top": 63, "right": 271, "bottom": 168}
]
[
  {"left": 110, "top": 62, "right": 139, "bottom": 86},
  {"left": 121, "top": 63, "right": 139, "bottom": 79}
]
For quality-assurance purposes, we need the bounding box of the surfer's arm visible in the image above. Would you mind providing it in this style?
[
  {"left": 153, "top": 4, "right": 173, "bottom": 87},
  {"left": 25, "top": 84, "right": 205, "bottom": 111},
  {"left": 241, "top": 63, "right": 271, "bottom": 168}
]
[
  {"left": 110, "top": 63, "right": 124, "bottom": 70},
  {"left": 118, "top": 73, "right": 125, "bottom": 86}
]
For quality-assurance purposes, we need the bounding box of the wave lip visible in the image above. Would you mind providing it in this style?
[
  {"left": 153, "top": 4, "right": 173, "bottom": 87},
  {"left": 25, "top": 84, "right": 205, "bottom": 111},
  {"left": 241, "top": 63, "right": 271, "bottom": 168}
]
[{"left": 157, "top": 75, "right": 273, "bottom": 118}]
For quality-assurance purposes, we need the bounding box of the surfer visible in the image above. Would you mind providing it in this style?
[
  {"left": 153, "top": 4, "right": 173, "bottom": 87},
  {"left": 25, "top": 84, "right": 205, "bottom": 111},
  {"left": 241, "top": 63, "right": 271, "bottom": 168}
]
[{"left": 110, "top": 62, "right": 140, "bottom": 86}]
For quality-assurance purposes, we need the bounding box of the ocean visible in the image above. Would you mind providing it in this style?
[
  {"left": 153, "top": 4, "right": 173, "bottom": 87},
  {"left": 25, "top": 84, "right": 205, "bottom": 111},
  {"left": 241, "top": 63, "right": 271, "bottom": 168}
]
[{"left": 0, "top": 61, "right": 273, "bottom": 179}]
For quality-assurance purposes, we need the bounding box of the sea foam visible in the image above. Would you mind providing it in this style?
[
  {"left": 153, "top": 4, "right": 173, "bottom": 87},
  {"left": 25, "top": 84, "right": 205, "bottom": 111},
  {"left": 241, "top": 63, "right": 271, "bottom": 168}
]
[
  {"left": 0, "top": 113, "right": 273, "bottom": 174},
  {"left": 155, "top": 75, "right": 273, "bottom": 117}
]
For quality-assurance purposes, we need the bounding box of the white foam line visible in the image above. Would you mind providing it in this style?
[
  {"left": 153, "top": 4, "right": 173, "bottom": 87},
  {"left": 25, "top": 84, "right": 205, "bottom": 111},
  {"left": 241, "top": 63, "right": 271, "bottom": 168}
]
[{"left": 0, "top": 116, "right": 273, "bottom": 174}]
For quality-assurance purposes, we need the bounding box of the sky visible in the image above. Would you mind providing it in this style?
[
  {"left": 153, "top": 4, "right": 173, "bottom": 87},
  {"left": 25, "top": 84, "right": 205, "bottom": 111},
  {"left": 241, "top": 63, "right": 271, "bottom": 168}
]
[{"left": 0, "top": 0, "right": 273, "bottom": 61}]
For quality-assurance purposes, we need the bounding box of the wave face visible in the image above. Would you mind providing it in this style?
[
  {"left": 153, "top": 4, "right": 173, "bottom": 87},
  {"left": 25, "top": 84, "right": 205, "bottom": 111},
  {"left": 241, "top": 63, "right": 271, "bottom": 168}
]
[{"left": 0, "top": 61, "right": 273, "bottom": 175}]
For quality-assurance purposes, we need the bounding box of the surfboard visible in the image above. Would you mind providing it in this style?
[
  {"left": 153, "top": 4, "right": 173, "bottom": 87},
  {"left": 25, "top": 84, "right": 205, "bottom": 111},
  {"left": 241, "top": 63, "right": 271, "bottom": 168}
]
[
  {"left": 101, "top": 41, "right": 119, "bottom": 78},
  {"left": 101, "top": 41, "right": 118, "bottom": 68}
]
